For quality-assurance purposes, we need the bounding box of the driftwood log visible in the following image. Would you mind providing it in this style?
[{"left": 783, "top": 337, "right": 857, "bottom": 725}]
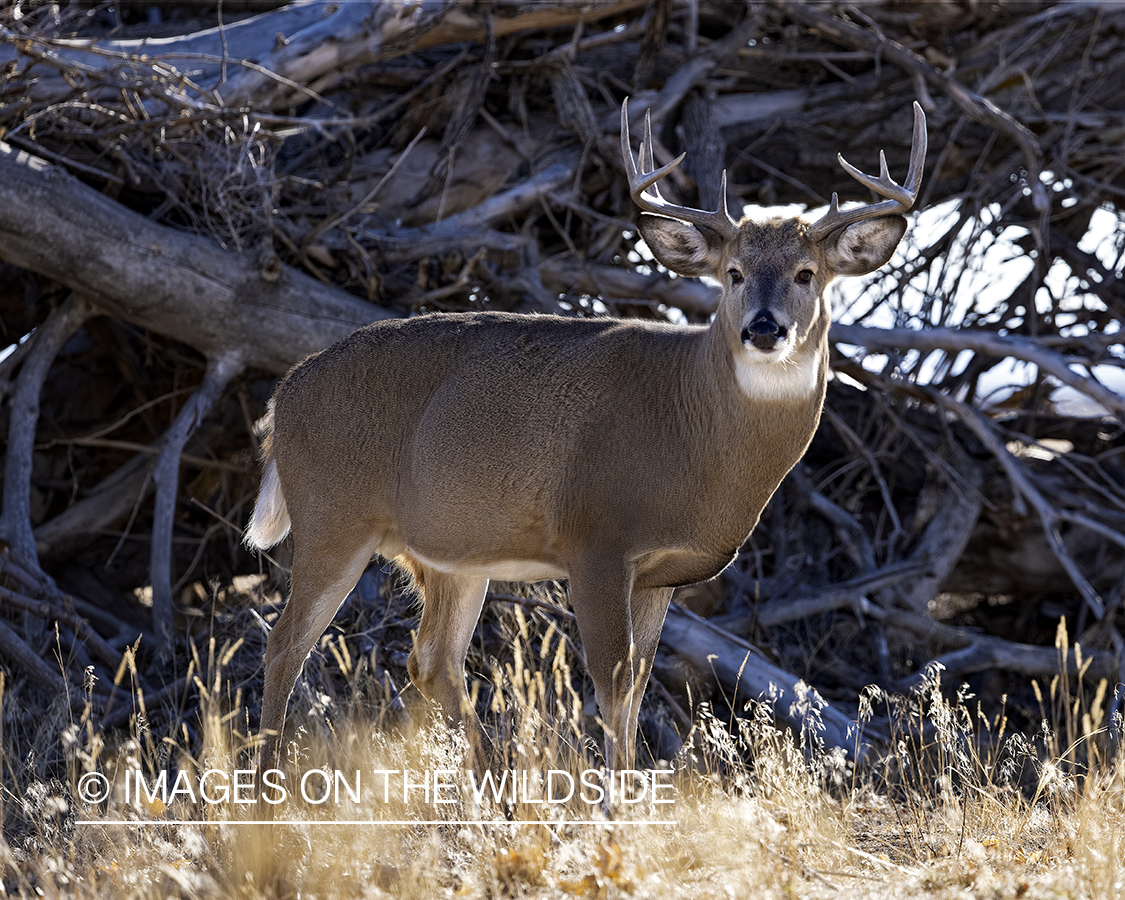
[{"left": 0, "top": 0, "right": 1122, "bottom": 765}]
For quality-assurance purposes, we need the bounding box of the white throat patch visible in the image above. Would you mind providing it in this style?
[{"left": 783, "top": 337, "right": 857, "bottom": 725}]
[{"left": 734, "top": 349, "right": 821, "bottom": 401}]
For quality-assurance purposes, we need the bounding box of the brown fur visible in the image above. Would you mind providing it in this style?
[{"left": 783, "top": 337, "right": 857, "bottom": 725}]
[{"left": 248, "top": 185, "right": 911, "bottom": 775}]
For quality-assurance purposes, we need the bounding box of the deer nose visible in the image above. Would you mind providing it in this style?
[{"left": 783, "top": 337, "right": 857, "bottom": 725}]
[{"left": 741, "top": 314, "right": 788, "bottom": 351}]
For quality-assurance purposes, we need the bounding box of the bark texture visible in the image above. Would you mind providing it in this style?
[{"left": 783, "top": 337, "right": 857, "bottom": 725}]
[{"left": 0, "top": 0, "right": 1121, "bottom": 765}]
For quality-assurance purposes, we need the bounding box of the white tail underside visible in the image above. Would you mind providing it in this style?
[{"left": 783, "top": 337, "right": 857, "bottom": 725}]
[{"left": 245, "top": 457, "right": 291, "bottom": 549}]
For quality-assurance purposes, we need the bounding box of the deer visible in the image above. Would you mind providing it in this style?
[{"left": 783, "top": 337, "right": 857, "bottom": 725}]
[{"left": 245, "top": 99, "right": 926, "bottom": 773}]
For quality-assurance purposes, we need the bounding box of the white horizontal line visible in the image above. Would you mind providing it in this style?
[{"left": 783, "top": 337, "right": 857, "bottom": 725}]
[{"left": 77, "top": 819, "right": 677, "bottom": 827}]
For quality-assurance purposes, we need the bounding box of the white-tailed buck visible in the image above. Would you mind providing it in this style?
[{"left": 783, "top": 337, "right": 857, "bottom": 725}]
[{"left": 246, "top": 100, "right": 926, "bottom": 771}]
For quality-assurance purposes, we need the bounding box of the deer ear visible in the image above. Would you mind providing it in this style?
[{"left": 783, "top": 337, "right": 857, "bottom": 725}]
[
  {"left": 824, "top": 215, "right": 907, "bottom": 276},
  {"left": 637, "top": 213, "right": 724, "bottom": 277}
]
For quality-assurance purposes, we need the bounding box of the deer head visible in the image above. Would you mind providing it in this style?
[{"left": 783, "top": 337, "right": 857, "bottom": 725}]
[{"left": 621, "top": 99, "right": 926, "bottom": 399}]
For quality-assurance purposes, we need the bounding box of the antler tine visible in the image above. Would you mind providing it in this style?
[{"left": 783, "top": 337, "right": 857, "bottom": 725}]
[
  {"left": 805, "top": 101, "right": 928, "bottom": 243},
  {"left": 620, "top": 98, "right": 740, "bottom": 241}
]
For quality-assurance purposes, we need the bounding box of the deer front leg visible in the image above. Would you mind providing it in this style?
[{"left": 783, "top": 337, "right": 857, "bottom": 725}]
[
  {"left": 568, "top": 555, "right": 663, "bottom": 771},
  {"left": 624, "top": 585, "right": 675, "bottom": 760}
]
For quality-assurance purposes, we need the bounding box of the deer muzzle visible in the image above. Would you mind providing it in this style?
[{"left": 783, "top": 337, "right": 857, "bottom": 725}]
[{"left": 741, "top": 313, "right": 788, "bottom": 352}]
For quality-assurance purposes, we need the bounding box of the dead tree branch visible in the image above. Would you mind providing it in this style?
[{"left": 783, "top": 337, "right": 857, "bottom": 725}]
[
  {"left": 0, "top": 0, "right": 1121, "bottom": 768},
  {"left": 0, "top": 295, "right": 92, "bottom": 574},
  {"left": 835, "top": 324, "right": 1125, "bottom": 420},
  {"left": 150, "top": 352, "right": 244, "bottom": 649}
]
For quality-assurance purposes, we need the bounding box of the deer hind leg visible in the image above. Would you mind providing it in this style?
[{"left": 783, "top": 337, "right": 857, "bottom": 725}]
[
  {"left": 258, "top": 533, "right": 377, "bottom": 771},
  {"left": 404, "top": 561, "right": 489, "bottom": 751}
]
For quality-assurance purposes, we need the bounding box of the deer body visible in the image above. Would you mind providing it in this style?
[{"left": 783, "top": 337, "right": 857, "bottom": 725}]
[
  {"left": 248, "top": 101, "right": 925, "bottom": 771},
  {"left": 269, "top": 307, "right": 824, "bottom": 589}
]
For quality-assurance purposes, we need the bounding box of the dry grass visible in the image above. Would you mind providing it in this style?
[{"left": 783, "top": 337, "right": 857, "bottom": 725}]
[{"left": 1, "top": 614, "right": 1123, "bottom": 899}]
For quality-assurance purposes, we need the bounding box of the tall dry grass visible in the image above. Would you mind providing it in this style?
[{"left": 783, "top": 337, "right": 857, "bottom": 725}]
[{"left": 1, "top": 611, "right": 1122, "bottom": 899}]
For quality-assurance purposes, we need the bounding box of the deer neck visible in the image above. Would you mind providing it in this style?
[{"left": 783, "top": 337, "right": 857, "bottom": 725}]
[
  {"left": 696, "top": 306, "right": 828, "bottom": 415},
  {"left": 684, "top": 314, "right": 828, "bottom": 504}
]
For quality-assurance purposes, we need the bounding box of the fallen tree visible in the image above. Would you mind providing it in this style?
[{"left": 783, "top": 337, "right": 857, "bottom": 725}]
[{"left": 0, "top": 0, "right": 1122, "bottom": 764}]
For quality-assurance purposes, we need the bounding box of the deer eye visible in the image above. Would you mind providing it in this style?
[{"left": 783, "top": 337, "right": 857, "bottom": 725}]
[
  {"left": 728, "top": 269, "right": 744, "bottom": 284},
  {"left": 795, "top": 269, "right": 814, "bottom": 285}
]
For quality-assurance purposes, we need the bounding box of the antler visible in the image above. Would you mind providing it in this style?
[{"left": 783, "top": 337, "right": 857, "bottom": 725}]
[
  {"left": 804, "top": 101, "right": 928, "bottom": 243},
  {"left": 620, "top": 98, "right": 740, "bottom": 242}
]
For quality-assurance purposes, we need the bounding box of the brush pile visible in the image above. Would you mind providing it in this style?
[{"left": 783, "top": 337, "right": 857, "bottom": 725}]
[{"left": 0, "top": 0, "right": 1122, "bottom": 767}]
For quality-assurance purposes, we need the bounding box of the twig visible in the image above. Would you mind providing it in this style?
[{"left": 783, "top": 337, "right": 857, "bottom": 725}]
[
  {"left": 833, "top": 323, "right": 1125, "bottom": 419},
  {"left": 99, "top": 674, "right": 192, "bottom": 731},
  {"left": 150, "top": 352, "right": 244, "bottom": 650},
  {"left": 357, "top": 161, "right": 576, "bottom": 262},
  {"left": 302, "top": 125, "right": 428, "bottom": 248},
  {"left": 0, "top": 295, "right": 93, "bottom": 573},
  {"left": 822, "top": 406, "right": 904, "bottom": 549},
  {"left": 931, "top": 390, "right": 1107, "bottom": 620},
  {"left": 791, "top": 465, "right": 877, "bottom": 572},
  {"left": 0, "top": 616, "right": 85, "bottom": 706},
  {"left": 877, "top": 432, "right": 984, "bottom": 615},
  {"left": 717, "top": 561, "right": 928, "bottom": 632},
  {"left": 61, "top": 436, "right": 251, "bottom": 474},
  {"left": 0, "top": 584, "right": 121, "bottom": 670},
  {"left": 42, "top": 386, "right": 195, "bottom": 446},
  {"left": 489, "top": 592, "right": 576, "bottom": 623},
  {"left": 769, "top": 0, "right": 1049, "bottom": 214},
  {"left": 883, "top": 606, "right": 1117, "bottom": 690},
  {"left": 413, "top": 249, "right": 486, "bottom": 307},
  {"left": 487, "top": 593, "right": 588, "bottom": 673},
  {"left": 2, "top": 135, "right": 126, "bottom": 186}
]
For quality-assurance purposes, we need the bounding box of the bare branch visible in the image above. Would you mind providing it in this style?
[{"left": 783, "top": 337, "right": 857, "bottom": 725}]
[
  {"left": 0, "top": 295, "right": 92, "bottom": 573},
  {"left": 884, "top": 606, "right": 1118, "bottom": 691},
  {"left": 151, "top": 352, "right": 244, "bottom": 650},
  {"left": 934, "top": 391, "right": 1108, "bottom": 620},
  {"left": 834, "top": 323, "right": 1125, "bottom": 419},
  {"left": 661, "top": 604, "right": 877, "bottom": 760},
  {"left": 0, "top": 142, "right": 389, "bottom": 374}
]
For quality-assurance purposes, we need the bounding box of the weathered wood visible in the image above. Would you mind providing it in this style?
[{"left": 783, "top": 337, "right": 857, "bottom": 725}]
[
  {"left": 1, "top": 0, "right": 649, "bottom": 111},
  {"left": 0, "top": 2, "right": 338, "bottom": 104},
  {"left": 0, "top": 0, "right": 1122, "bottom": 764},
  {"left": 834, "top": 324, "right": 1125, "bottom": 418},
  {"left": 0, "top": 616, "right": 85, "bottom": 707},
  {"left": 150, "top": 353, "right": 243, "bottom": 649},
  {"left": 33, "top": 451, "right": 153, "bottom": 562},
  {"left": 883, "top": 607, "right": 1119, "bottom": 692},
  {"left": 0, "top": 142, "right": 387, "bottom": 375},
  {"left": 876, "top": 440, "right": 983, "bottom": 615},
  {"left": 715, "top": 562, "right": 927, "bottom": 632},
  {"left": 539, "top": 256, "right": 719, "bottom": 316},
  {"left": 0, "top": 584, "right": 120, "bottom": 671},
  {"left": 0, "top": 297, "right": 92, "bottom": 572},
  {"left": 660, "top": 604, "right": 873, "bottom": 761}
]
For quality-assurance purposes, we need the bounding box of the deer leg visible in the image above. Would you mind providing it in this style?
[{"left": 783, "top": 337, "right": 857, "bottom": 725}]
[
  {"left": 258, "top": 535, "right": 376, "bottom": 771},
  {"left": 621, "top": 585, "right": 674, "bottom": 765},
  {"left": 406, "top": 565, "right": 490, "bottom": 754},
  {"left": 567, "top": 555, "right": 641, "bottom": 770}
]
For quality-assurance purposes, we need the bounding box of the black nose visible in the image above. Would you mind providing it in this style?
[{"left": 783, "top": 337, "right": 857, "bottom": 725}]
[{"left": 741, "top": 314, "right": 788, "bottom": 351}]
